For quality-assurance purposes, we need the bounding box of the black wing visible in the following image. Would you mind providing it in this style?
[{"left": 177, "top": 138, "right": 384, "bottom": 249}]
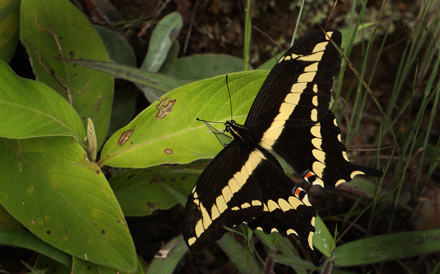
[
  {"left": 273, "top": 110, "right": 383, "bottom": 189},
  {"left": 183, "top": 142, "right": 318, "bottom": 265},
  {"left": 243, "top": 30, "right": 382, "bottom": 188},
  {"left": 183, "top": 141, "right": 264, "bottom": 252},
  {"left": 246, "top": 150, "right": 318, "bottom": 266},
  {"left": 246, "top": 30, "right": 341, "bottom": 133}
]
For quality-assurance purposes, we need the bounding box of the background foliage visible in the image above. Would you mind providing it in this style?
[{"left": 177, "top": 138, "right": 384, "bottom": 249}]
[{"left": 0, "top": 0, "right": 439, "bottom": 273}]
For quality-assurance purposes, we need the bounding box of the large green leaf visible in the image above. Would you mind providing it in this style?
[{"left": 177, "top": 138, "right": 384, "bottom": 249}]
[
  {"left": 0, "top": 62, "right": 85, "bottom": 143},
  {"left": 332, "top": 229, "right": 440, "bottom": 266},
  {"left": 0, "top": 0, "right": 20, "bottom": 62},
  {"left": 19, "top": 0, "right": 113, "bottom": 148},
  {"left": 99, "top": 70, "right": 269, "bottom": 168},
  {"left": 0, "top": 137, "right": 137, "bottom": 272},
  {"left": 109, "top": 166, "right": 198, "bottom": 216}
]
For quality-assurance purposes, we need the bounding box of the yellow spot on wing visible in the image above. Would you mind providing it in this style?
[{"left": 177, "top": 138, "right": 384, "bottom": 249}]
[
  {"left": 288, "top": 196, "right": 301, "bottom": 209},
  {"left": 252, "top": 200, "right": 262, "bottom": 206},
  {"left": 308, "top": 232, "right": 315, "bottom": 250},
  {"left": 304, "top": 62, "right": 319, "bottom": 72},
  {"left": 201, "top": 205, "right": 212, "bottom": 229},
  {"left": 241, "top": 202, "right": 251, "bottom": 209},
  {"left": 267, "top": 200, "right": 280, "bottom": 212},
  {"left": 312, "top": 149, "right": 325, "bottom": 162},
  {"left": 312, "top": 161, "right": 325, "bottom": 178},
  {"left": 298, "top": 72, "right": 317, "bottom": 82},
  {"left": 287, "top": 229, "right": 298, "bottom": 236},
  {"left": 216, "top": 195, "right": 228, "bottom": 214},
  {"left": 312, "top": 95, "right": 318, "bottom": 106},
  {"left": 298, "top": 51, "right": 324, "bottom": 62},
  {"left": 278, "top": 198, "right": 293, "bottom": 212},
  {"left": 313, "top": 177, "right": 325, "bottom": 188},
  {"left": 311, "top": 138, "right": 322, "bottom": 149},
  {"left": 310, "top": 108, "right": 318, "bottom": 121},
  {"left": 211, "top": 204, "right": 220, "bottom": 220},
  {"left": 313, "top": 41, "right": 329, "bottom": 52},
  {"left": 310, "top": 125, "right": 322, "bottom": 138},
  {"left": 335, "top": 179, "right": 346, "bottom": 187},
  {"left": 188, "top": 237, "right": 196, "bottom": 246},
  {"left": 222, "top": 186, "right": 234, "bottom": 203},
  {"left": 195, "top": 220, "right": 203, "bottom": 237},
  {"left": 350, "top": 170, "right": 365, "bottom": 178},
  {"left": 291, "top": 82, "right": 307, "bottom": 93}
]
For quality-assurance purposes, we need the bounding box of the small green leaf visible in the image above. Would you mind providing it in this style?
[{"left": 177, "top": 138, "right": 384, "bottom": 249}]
[
  {"left": 0, "top": 137, "right": 137, "bottom": 272},
  {"left": 107, "top": 89, "right": 137, "bottom": 138},
  {"left": 0, "top": 228, "right": 72, "bottom": 267},
  {"left": 141, "top": 12, "right": 183, "bottom": 72},
  {"left": 109, "top": 167, "right": 197, "bottom": 216},
  {"left": 146, "top": 236, "right": 188, "bottom": 274},
  {"left": 20, "top": 0, "right": 113, "bottom": 148},
  {"left": 0, "top": 62, "right": 85, "bottom": 143},
  {"left": 333, "top": 230, "right": 440, "bottom": 266},
  {"left": 313, "top": 216, "right": 334, "bottom": 257},
  {"left": 138, "top": 12, "right": 183, "bottom": 102},
  {"left": 160, "top": 54, "right": 249, "bottom": 80},
  {"left": 95, "top": 25, "right": 137, "bottom": 67},
  {"left": 99, "top": 70, "right": 268, "bottom": 168},
  {"left": 71, "top": 256, "right": 144, "bottom": 274},
  {"left": 64, "top": 59, "right": 185, "bottom": 93},
  {"left": 0, "top": 0, "right": 20, "bottom": 62}
]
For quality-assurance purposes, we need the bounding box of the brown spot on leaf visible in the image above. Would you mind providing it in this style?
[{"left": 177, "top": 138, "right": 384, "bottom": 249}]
[
  {"left": 164, "top": 148, "right": 173, "bottom": 154},
  {"left": 46, "top": 230, "right": 51, "bottom": 234},
  {"left": 156, "top": 98, "right": 176, "bottom": 119},
  {"left": 118, "top": 127, "right": 135, "bottom": 146}
]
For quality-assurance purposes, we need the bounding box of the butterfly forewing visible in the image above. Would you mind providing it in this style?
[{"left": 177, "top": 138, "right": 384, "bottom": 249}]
[{"left": 246, "top": 30, "right": 342, "bottom": 135}]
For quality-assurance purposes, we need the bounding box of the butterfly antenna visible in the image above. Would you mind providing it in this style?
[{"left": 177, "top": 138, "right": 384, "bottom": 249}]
[{"left": 226, "top": 75, "right": 233, "bottom": 121}]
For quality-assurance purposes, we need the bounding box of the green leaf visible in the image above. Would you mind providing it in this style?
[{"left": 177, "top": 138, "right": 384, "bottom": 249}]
[
  {"left": 0, "top": 62, "right": 86, "bottom": 143},
  {"left": 63, "top": 59, "right": 185, "bottom": 93},
  {"left": 138, "top": 12, "right": 183, "bottom": 102},
  {"left": 0, "top": 228, "right": 72, "bottom": 267},
  {"left": 107, "top": 89, "right": 137, "bottom": 138},
  {"left": 0, "top": 0, "right": 20, "bottom": 62},
  {"left": 95, "top": 25, "right": 136, "bottom": 67},
  {"left": 20, "top": 0, "right": 113, "bottom": 148},
  {"left": 109, "top": 166, "right": 197, "bottom": 216},
  {"left": 333, "top": 230, "right": 440, "bottom": 266},
  {"left": 218, "top": 233, "right": 263, "bottom": 273},
  {"left": 141, "top": 12, "right": 183, "bottom": 72},
  {"left": 160, "top": 54, "right": 249, "bottom": 81},
  {"left": 313, "top": 216, "right": 334, "bottom": 257},
  {"left": 33, "top": 254, "right": 71, "bottom": 274},
  {"left": 0, "top": 137, "right": 137, "bottom": 272},
  {"left": 72, "top": 256, "right": 144, "bottom": 274},
  {"left": 146, "top": 236, "right": 188, "bottom": 274},
  {"left": 99, "top": 70, "right": 268, "bottom": 168}
]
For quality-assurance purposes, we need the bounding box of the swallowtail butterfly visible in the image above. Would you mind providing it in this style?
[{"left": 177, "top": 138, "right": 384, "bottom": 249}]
[{"left": 183, "top": 30, "right": 382, "bottom": 266}]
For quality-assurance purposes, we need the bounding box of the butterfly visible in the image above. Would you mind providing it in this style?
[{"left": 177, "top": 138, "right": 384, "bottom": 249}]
[{"left": 183, "top": 30, "right": 383, "bottom": 266}]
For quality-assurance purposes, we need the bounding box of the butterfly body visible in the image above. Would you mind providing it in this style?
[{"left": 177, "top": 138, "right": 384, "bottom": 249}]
[{"left": 183, "top": 30, "right": 382, "bottom": 266}]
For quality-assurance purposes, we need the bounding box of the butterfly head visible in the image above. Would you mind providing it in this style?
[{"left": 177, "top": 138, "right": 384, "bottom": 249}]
[{"left": 225, "top": 120, "right": 242, "bottom": 140}]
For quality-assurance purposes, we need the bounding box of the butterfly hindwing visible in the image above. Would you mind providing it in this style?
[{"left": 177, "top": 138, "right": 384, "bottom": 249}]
[
  {"left": 273, "top": 110, "right": 382, "bottom": 189},
  {"left": 246, "top": 149, "right": 318, "bottom": 265},
  {"left": 183, "top": 141, "right": 265, "bottom": 252}
]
